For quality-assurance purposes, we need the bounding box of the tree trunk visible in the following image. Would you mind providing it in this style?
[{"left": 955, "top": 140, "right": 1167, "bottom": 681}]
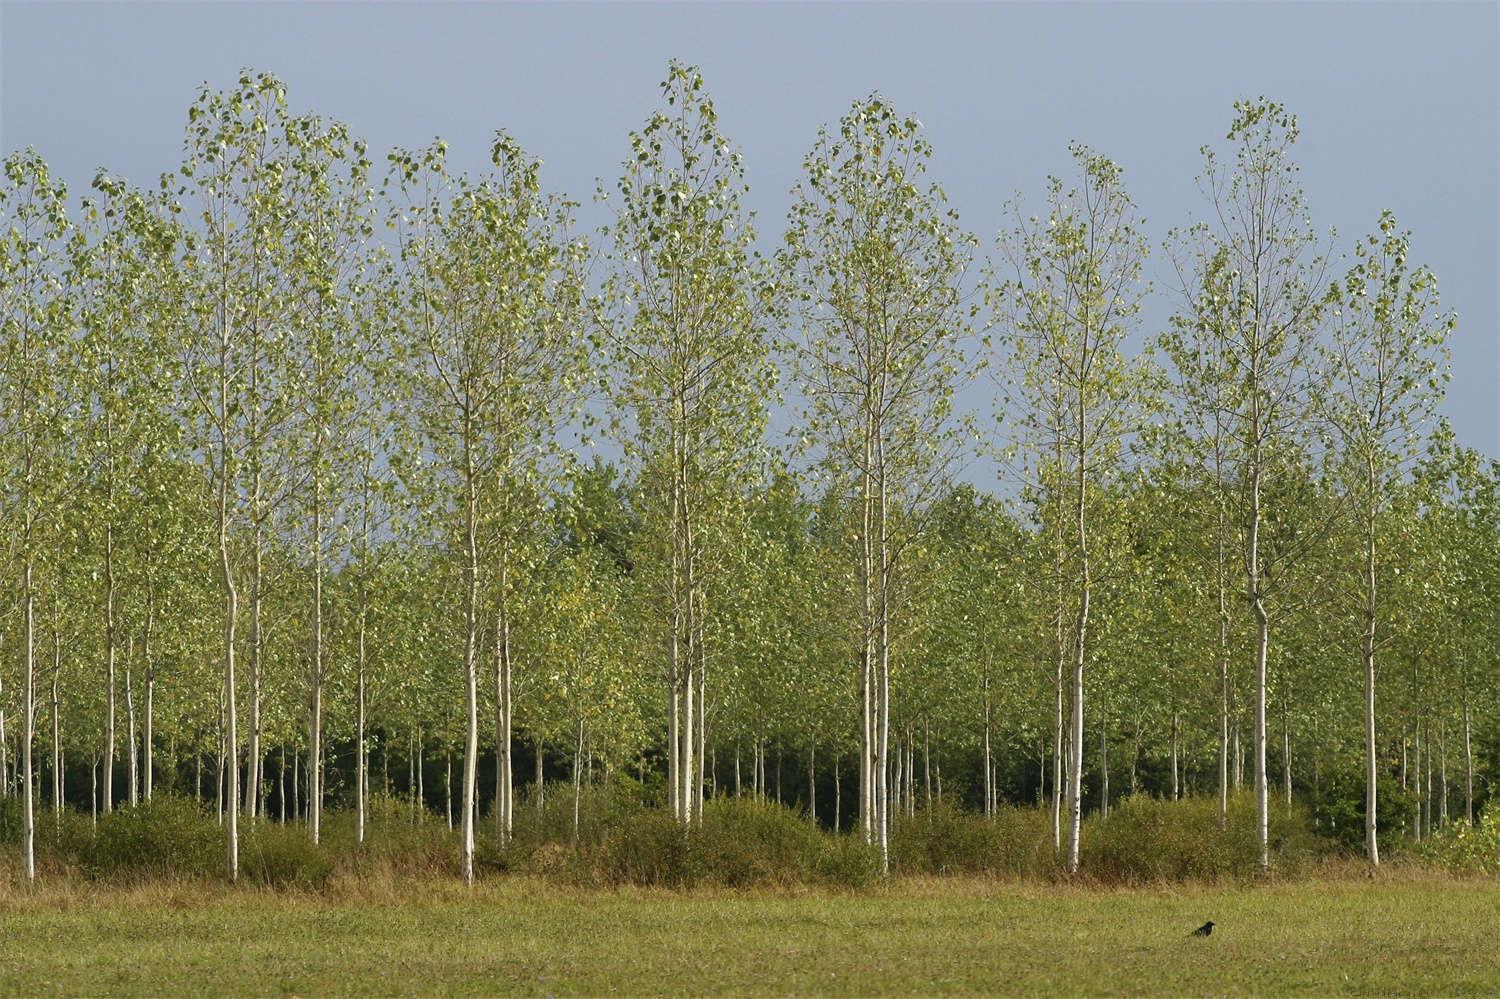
[
  {"left": 1462, "top": 690, "right": 1473, "bottom": 825},
  {"left": 535, "top": 735, "right": 545, "bottom": 820},
  {"left": 308, "top": 473, "right": 324, "bottom": 844},
  {"left": 833, "top": 756, "right": 841, "bottom": 833},
  {"left": 460, "top": 431, "right": 480, "bottom": 885},
  {"left": 51, "top": 667, "right": 61, "bottom": 818},
  {"left": 807, "top": 739, "right": 816, "bottom": 822},
  {"left": 1099, "top": 708, "right": 1109, "bottom": 819},
  {"left": 22, "top": 541, "right": 36, "bottom": 880},
  {"left": 572, "top": 718, "right": 584, "bottom": 846},
  {"left": 124, "top": 650, "right": 138, "bottom": 807},
  {"left": 356, "top": 594, "right": 367, "bottom": 844},
  {"left": 1361, "top": 467, "right": 1380, "bottom": 863},
  {"left": 143, "top": 595, "right": 155, "bottom": 802},
  {"left": 104, "top": 521, "right": 117, "bottom": 815}
]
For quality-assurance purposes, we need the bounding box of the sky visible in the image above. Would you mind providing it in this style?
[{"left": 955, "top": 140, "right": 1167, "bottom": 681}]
[{"left": 3, "top": 1, "right": 1497, "bottom": 466}]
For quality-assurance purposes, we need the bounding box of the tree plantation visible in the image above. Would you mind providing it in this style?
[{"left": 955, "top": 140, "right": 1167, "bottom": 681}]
[{"left": 2, "top": 66, "right": 1497, "bottom": 889}]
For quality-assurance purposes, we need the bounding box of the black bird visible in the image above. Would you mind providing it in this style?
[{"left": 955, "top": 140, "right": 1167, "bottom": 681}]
[{"left": 1190, "top": 921, "right": 1215, "bottom": 937}]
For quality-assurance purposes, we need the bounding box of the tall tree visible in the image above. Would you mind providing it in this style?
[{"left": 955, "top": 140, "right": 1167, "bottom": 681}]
[
  {"left": 784, "top": 94, "right": 977, "bottom": 873},
  {"left": 283, "top": 110, "right": 375, "bottom": 843},
  {"left": 388, "top": 130, "right": 587, "bottom": 882},
  {"left": 604, "top": 62, "right": 773, "bottom": 825},
  {"left": 1320, "top": 216, "right": 1452, "bottom": 863},
  {"left": 1, "top": 149, "right": 72, "bottom": 881},
  {"left": 179, "top": 71, "right": 294, "bottom": 878},
  {"left": 994, "top": 144, "right": 1148, "bottom": 873},
  {"left": 1167, "top": 99, "right": 1331, "bottom": 872}
]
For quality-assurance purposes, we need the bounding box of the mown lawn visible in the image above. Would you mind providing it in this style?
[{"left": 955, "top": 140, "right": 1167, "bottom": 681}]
[{"left": 2, "top": 876, "right": 1497, "bottom": 996}]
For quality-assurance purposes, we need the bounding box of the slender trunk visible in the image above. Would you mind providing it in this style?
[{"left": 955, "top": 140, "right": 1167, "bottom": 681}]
[
  {"left": 833, "top": 756, "right": 841, "bottom": 833},
  {"left": 695, "top": 614, "right": 707, "bottom": 821},
  {"left": 1216, "top": 463, "right": 1231, "bottom": 830},
  {"left": 572, "top": 718, "right": 584, "bottom": 846},
  {"left": 1249, "top": 432, "right": 1270, "bottom": 875},
  {"left": 1439, "top": 720, "right": 1448, "bottom": 827},
  {"left": 356, "top": 593, "right": 367, "bottom": 844},
  {"left": 1099, "top": 708, "right": 1109, "bottom": 819},
  {"left": 924, "top": 717, "right": 933, "bottom": 814},
  {"left": 217, "top": 377, "right": 239, "bottom": 880},
  {"left": 1065, "top": 419, "right": 1090, "bottom": 875},
  {"left": 104, "top": 522, "right": 117, "bottom": 815},
  {"left": 875, "top": 429, "right": 892, "bottom": 876},
  {"left": 22, "top": 541, "right": 36, "bottom": 879},
  {"left": 143, "top": 595, "right": 155, "bottom": 802},
  {"left": 807, "top": 739, "right": 816, "bottom": 822},
  {"left": 535, "top": 735, "right": 545, "bottom": 818},
  {"left": 1411, "top": 716, "right": 1421, "bottom": 841},
  {"left": 1462, "top": 689, "right": 1473, "bottom": 825},
  {"left": 982, "top": 686, "right": 993, "bottom": 817},
  {"left": 460, "top": 427, "right": 480, "bottom": 886},
  {"left": 1361, "top": 461, "right": 1380, "bottom": 863},
  {"left": 51, "top": 667, "right": 61, "bottom": 818},
  {"left": 124, "top": 647, "right": 138, "bottom": 807},
  {"left": 309, "top": 473, "right": 324, "bottom": 844},
  {"left": 245, "top": 462, "right": 263, "bottom": 819}
]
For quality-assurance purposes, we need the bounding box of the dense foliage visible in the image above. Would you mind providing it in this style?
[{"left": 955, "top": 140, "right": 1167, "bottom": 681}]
[{"left": 2, "top": 66, "right": 1495, "bottom": 883}]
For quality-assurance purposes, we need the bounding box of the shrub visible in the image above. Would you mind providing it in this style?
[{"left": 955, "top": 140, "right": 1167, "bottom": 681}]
[
  {"left": 1080, "top": 791, "right": 1326, "bottom": 883},
  {"left": 891, "top": 801, "right": 1056, "bottom": 877},
  {"left": 591, "top": 797, "right": 828, "bottom": 887},
  {"left": 1413, "top": 807, "right": 1500, "bottom": 875},
  {"left": 595, "top": 808, "right": 697, "bottom": 886},
  {"left": 240, "top": 822, "right": 335, "bottom": 889},
  {"left": 78, "top": 795, "right": 221, "bottom": 881},
  {"left": 812, "top": 835, "right": 882, "bottom": 888},
  {"left": 0, "top": 797, "right": 22, "bottom": 845}
]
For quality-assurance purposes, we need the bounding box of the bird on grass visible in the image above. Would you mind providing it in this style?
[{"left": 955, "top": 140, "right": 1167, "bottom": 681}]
[{"left": 1190, "top": 921, "right": 1215, "bottom": 937}]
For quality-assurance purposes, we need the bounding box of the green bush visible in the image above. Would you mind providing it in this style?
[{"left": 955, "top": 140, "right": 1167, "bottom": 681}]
[
  {"left": 592, "top": 797, "right": 830, "bottom": 888},
  {"left": 240, "top": 821, "right": 335, "bottom": 889},
  {"left": 0, "top": 797, "right": 22, "bottom": 844},
  {"left": 596, "top": 808, "right": 697, "bottom": 886},
  {"left": 1413, "top": 807, "right": 1500, "bottom": 875},
  {"left": 1080, "top": 791, "right": 1326, "bottom": 883},
  {"left": 811, "top": 835, "right": 882, "bottom": 887},
  {"left": 78, "top": 795, "right": 222, "bottom": 881},
  {"left": 891, "top": 801, "right": 1056, "bottom": 877},
  {"left": 691, "top": 798, "right": 825, "bottom": 886}
]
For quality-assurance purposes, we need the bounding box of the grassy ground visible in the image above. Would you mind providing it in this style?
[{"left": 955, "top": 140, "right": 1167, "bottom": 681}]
[{"left": 2, "top": 874, "right": 1497, "bottom": 996}]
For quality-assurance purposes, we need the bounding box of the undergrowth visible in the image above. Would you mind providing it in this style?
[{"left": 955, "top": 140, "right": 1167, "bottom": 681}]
[{"left": 0, "top": 787, "right": 1490, "bottom": 891}]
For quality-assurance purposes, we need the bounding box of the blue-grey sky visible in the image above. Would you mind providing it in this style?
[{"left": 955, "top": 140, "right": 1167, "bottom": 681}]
[{"left": 4, "top": 1, "right": 1497, "bottom": 461}]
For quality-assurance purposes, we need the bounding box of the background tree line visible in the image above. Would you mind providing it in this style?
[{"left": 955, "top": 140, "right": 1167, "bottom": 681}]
[{"left": 2, "top": 66, "right": 1495, "bottom": 884}]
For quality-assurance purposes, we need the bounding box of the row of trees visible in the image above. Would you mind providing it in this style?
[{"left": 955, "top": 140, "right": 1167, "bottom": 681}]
[{"left": 2, "top": 67, "right": 1494, "bottom": 885}]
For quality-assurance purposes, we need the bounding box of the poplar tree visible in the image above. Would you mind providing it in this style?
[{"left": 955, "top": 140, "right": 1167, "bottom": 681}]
[
  {"left": 1321, "top": 212, "right": 1452, "bottom": 863},
  {"left": 388, "top": 131, "right": 587, "bottom": 882},
  {"left": 283, "top": 110, "right": 375, "bottom": 843},
  {"left": 178, "top": 72, "right": 294, "bottom": 878},
  {"left": 994, "top": 144, "right": 1148, "bottom": 872},
  {"left": 1, "top": 150, "right": 72, "bottom": 881},
  {"left": 783, "top": 95, "right": 976, "bottom": 873},
  {"left": 604, "top": 62, "right": 772, "bottom": 825},
  {"left": 1167, "top": 99, "right": 1331, "bottom": 872}
]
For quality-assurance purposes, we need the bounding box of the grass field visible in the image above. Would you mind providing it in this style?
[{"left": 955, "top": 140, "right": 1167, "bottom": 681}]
[{"left": 2, "top": 875, "right": 1497, "bottom": 996}]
